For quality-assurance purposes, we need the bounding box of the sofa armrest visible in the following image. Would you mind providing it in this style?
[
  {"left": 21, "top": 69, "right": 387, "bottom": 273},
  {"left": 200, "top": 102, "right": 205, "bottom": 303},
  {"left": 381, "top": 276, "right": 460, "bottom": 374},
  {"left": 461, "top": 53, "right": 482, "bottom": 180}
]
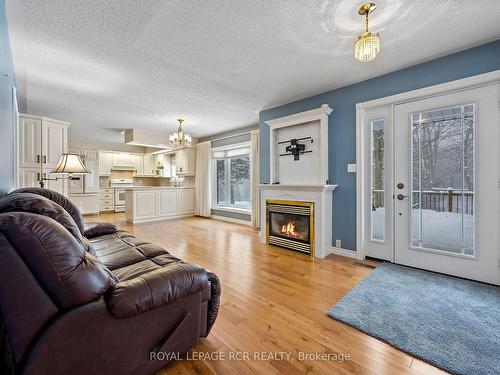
[
  {"left": 105, "top": 264, "right": 209, "bottom": 318},
  {"left": 84, "top": 222, "right": 118, "bottom": 239}
]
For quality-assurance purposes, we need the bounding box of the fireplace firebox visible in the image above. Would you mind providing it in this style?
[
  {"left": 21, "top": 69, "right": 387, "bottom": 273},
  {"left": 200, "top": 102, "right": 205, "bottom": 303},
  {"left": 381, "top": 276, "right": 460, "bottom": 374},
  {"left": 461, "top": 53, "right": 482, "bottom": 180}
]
[{"left": 266, "top": 200, "right": 314, "bottom": 255}]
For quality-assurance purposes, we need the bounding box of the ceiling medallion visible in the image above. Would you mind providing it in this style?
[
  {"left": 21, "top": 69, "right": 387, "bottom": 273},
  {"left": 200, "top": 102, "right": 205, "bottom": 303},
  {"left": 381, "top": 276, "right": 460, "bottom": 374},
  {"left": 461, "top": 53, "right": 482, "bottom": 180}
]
[
  {"left": 354, "top": 2, "right": 381, "bottom": 62},
  {"left": 169, "top": 118, "right": 192, "bottom": 147}
]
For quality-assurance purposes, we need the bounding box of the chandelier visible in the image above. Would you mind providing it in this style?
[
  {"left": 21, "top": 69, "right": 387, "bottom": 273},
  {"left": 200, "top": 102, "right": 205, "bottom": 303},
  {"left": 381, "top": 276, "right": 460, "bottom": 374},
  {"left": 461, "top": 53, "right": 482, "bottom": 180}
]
[
  {"left": 354, "top": 2, "right": 380, "bottom": 62},
  {"left": 169, "top": 118, "right": 192, "bottom": 147}
]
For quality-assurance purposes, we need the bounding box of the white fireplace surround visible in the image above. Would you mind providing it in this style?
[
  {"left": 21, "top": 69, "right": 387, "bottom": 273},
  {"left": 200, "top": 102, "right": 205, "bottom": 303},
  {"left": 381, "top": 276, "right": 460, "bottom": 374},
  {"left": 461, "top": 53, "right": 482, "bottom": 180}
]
[{"left": 258, "top": 104, "right": 352, "bottom": 259}]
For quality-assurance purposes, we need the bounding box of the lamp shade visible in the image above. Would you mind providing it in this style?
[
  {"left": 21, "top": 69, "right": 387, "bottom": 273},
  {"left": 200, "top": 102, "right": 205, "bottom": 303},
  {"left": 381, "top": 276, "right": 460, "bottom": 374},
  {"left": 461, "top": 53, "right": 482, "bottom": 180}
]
[{"left": 50, "top": 153, "right": 91, "bottom": 174}]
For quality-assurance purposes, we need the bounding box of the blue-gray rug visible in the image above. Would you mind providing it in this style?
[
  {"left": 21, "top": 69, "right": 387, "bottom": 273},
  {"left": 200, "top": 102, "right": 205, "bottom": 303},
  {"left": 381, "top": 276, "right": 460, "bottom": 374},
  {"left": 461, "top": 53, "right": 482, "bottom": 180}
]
[{"left": 327, "top": 262, "right": 500, "bottom": 375}]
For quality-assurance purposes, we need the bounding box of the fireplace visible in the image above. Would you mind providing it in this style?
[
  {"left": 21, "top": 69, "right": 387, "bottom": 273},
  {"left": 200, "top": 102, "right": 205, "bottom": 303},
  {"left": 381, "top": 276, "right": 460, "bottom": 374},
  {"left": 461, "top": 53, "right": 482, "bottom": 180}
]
[{"left": 266, "top": 200, "right": 314, "bottom": 255}]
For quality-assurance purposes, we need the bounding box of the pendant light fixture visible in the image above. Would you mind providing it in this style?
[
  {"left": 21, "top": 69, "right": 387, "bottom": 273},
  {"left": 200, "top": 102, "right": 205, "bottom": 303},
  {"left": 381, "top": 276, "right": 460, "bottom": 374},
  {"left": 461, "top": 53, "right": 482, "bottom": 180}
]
[
  {"left": 169, "top": 118, "right": 192, "bottom": 147},
  {"left": 354, "top": 2, "right": 380, "bottom": 62}
]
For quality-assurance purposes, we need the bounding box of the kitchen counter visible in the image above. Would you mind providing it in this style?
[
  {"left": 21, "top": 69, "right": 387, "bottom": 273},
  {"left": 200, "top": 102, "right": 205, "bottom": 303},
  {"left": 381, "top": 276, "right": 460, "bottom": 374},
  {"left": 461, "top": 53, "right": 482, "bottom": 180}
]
[
  {"left": 124, "top": 186, "right": 194, "bottom": 191},
  {"left": 125, "top": 186, "right": 195, "bottom": 223}
]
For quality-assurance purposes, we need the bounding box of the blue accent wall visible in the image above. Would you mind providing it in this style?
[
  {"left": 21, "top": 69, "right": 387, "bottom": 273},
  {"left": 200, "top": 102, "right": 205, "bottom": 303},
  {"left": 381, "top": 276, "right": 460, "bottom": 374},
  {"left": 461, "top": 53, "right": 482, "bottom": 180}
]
[
  {"left": 260, "top": 40, "right": 500, "bottom": 251},
  {"left": 0, "top": 0, "right": 16, "bottom": 195}
]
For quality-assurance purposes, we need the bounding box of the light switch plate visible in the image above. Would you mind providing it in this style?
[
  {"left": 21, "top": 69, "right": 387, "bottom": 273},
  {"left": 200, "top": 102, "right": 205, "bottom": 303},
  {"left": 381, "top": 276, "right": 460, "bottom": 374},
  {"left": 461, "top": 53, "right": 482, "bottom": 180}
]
[{"left": 347, "top": 164, "right": 357, "bottom": 173}]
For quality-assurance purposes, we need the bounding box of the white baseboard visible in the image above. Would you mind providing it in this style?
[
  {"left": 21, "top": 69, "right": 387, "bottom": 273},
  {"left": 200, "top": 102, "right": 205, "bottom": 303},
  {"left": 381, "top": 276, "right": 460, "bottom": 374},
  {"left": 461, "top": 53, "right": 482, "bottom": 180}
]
[
  {"left": 211, "top": 215, "right": 252, "bottom": 226},
  {"left": 326, "top": 246, "right": 358, "bottom": 259}
]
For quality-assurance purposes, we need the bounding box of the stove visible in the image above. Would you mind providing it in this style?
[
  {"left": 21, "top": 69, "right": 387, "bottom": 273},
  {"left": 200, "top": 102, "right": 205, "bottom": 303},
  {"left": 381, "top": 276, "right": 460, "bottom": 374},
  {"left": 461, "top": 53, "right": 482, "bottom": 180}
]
[{"left": 110, "top": 179, "right": 134, "bottom": 212}]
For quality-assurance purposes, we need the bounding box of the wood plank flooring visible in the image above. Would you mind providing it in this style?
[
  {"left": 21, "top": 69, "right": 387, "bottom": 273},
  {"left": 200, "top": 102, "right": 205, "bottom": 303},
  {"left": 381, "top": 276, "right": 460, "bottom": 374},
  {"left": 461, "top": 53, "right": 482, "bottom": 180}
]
[{"left": 86, "top": 213, "right": 448, "bottom": 375}]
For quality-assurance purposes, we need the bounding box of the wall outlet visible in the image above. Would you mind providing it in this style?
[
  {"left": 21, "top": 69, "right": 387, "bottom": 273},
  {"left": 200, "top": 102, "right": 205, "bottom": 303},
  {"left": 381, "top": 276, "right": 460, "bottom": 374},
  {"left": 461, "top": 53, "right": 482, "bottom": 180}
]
[{"left": 335, "top": 239, "right": 342, "bottom": 248}]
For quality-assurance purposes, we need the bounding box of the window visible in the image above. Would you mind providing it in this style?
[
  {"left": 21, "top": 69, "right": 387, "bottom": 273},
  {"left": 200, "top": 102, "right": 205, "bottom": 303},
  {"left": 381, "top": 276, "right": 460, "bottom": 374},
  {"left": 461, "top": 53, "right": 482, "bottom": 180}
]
[{"left": 212, "top": 145, "right": 251, "bottom": 210}]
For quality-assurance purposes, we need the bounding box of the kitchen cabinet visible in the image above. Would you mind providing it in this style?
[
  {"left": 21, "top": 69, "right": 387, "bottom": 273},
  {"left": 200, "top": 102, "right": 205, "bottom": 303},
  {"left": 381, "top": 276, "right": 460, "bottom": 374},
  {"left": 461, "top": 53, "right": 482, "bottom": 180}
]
[
  {"left": 125, "top": 187, "right": 195, "bottom": 223},
  {"left": 18, "top": 167, "right": 41, "bottom": 188},
  {"left": 113, "top": 152, "right": 134, "bottom": 167},
  {"left": 84, "top": 149, "right": 99, "bottom": 161},
  {"left": 99, "top": 188, "right": 114, "bottom": 211},
  {"left": 99, "top": 151, "right": 114, "bottom": 176},
  {"left": 131, "top": 154, "right": 143, "bottom": 174},
  {"left": 42, "top": 121, "right": 68, "bottom": 169},
  {"left": 142, "top": 154, "right": 155, "bottom": 176},
  {"left": 179, "top": 189, "right": 195, "bottom": 211},
  {"left": 175, "top": 148, "right": 196, "bottom": 176},
  {"left": 19, "top": 116, "right": 42, "bottom": 168},
  {"left": 18, "top": 114, "right": 69, "bottom": 194}
]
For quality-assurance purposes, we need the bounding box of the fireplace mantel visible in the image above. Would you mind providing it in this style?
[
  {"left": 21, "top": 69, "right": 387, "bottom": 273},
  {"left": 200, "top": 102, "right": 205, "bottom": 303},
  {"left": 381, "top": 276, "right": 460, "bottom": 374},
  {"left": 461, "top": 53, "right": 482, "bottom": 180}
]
[
  {"left": 258, "top": 184, "right": 337, "bottom": 258},
  {"left": 257, "top": 184, "right": 337, "bottom": 192}
]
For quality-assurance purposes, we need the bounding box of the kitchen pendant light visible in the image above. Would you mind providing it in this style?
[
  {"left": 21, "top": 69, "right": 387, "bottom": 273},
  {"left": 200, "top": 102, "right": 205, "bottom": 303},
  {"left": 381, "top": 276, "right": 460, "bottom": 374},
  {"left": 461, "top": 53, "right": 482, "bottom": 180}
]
[
  {"left": 354, "top": 2, "right": 380, "bottom": 62},
  {"left": 169, "top": 118, "right": 192, "bottom": 147}
]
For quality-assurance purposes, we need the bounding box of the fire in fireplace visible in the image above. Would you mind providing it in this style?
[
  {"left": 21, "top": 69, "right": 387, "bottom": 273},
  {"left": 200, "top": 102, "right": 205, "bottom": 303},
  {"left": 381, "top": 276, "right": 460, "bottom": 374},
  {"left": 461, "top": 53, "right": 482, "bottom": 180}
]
[{"left": 266, "top": 200, "right": 314, "bottom": 255}]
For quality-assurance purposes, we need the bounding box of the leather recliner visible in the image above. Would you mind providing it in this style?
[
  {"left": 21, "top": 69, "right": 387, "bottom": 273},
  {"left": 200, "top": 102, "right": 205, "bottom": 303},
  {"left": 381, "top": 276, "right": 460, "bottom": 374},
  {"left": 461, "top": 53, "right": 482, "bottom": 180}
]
[{"left": 0, "top": 188, "right": 221, "bottom": 375}]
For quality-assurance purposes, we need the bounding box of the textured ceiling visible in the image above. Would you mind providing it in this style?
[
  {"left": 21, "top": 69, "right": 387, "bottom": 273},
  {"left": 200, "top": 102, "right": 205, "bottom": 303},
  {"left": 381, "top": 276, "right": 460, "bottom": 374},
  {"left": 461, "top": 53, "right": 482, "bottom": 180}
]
[{"left": 6, "top": 0, "right": 500, "bottom": 142}]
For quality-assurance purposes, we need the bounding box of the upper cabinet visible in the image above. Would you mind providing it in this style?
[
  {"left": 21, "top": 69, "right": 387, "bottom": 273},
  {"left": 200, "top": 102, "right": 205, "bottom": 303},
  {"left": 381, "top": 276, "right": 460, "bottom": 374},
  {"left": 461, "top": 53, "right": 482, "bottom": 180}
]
[
  {"left": 19, "top": 116, "right": 42, "bottom": 168},
  {"left": 142, "top": 154, "right": 156, "bottom": 176},
  {"left": 42, "top": 121, "right": 68, "bottom": 169},
  {"left": 175, "top": 148, "right": 196, "bottom": 176},
  {"left": 18, "top": 114, "right": 70, "bottom": 194},
  {"left": 99, "top": 151, "right": 114, "bottom": 176}
]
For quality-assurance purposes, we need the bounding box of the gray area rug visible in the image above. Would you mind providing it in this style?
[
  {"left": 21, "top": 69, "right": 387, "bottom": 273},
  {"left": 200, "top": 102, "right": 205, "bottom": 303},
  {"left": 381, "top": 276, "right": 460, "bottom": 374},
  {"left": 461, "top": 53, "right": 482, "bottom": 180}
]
[{"left": 327, "top": 262, "right": 500, "bottom": 375}]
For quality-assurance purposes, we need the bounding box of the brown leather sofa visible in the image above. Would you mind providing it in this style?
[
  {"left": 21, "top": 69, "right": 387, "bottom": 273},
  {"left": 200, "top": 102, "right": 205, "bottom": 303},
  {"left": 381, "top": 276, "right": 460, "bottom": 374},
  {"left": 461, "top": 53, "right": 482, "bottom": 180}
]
[{"left": 0, "top": 188, "right": 220, "bottom": 375}]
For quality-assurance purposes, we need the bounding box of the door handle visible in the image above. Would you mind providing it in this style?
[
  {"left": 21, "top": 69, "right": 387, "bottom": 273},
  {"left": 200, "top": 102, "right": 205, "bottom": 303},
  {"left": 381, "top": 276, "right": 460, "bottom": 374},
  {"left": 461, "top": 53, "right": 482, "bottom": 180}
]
[{"left": 397, "top": 194, "right": 409, "bottom": 200}]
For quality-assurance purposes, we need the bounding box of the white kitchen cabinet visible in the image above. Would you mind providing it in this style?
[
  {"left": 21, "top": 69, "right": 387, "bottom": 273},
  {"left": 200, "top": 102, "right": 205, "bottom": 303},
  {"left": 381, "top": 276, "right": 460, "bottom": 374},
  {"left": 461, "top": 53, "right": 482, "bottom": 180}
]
[
  {"left": 42, "top": 121, "right": 68, "bottom": 169},
  {"left": 131, "top": 154, "right": 142, "bottom": 174},
  {"left": 18, "top": 167, "right": 41, "bottom": 188},
  {"left": 18, "top": 114, "right": 69, "bottom": 195},
  {"left": 125, "top": 188, "right": 195, "bottom": 223},
  {"left": 142, "top": 154, "right": 155, "bottom": 176},
  {"left": 113, "top": 152, "right": 134, "bottom": 167},
  {"left": 179, "top": 189, "right": 195, "bottom": 211},
  {"left": 134, "top": 191, "right": 157, "bottom": 219},
  {"left": 84, "top": 149, "right": 99, "bottom": 161},
  {"left": 158, "top": 190, "right": 177, "bottom": 215},
  {"left": 19, "top": 116, "right": 42, "bottom": 168},
  {"left": 175, "top": 148, "right": 196, "bottom": 176},
  {"left": 99, "top": 151, "right": 114, "bottom": 175}
]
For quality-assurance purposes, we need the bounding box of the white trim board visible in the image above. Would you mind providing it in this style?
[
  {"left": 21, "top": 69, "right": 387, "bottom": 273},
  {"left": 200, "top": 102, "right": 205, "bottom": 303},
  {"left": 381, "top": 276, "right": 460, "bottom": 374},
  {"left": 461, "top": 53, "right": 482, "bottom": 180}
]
[
  {"left": 211, "top": 214, "right": 252, "bottom": 226},
  {"left": 326, "top": 246, "right": 358, "bottom": 259},
  {"left": 355, "top": 69, "right": 500, "bottom": 261},
  {"left": 265, "top": 104, "right": 333, "bottom": 185}
]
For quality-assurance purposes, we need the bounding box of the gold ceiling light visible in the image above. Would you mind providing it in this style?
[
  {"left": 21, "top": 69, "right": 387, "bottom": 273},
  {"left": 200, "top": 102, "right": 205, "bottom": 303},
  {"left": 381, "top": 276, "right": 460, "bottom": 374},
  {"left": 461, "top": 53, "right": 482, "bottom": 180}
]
[
  {"left": 354, "top": 2, "right": 380, "bottom": 62},
  {"left": 169, "top": 118, "right": 192, "bottom": 147}
]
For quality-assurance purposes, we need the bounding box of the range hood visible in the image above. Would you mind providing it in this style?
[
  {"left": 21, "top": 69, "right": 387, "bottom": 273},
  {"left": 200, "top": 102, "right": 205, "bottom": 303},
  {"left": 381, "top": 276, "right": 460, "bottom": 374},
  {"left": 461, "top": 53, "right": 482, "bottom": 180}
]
[
  {"left": 111, "top": 165, "right": 136, "bottom": 171},
  {"left": 123, "top": 129, "right": 176, "bottom": 150}
]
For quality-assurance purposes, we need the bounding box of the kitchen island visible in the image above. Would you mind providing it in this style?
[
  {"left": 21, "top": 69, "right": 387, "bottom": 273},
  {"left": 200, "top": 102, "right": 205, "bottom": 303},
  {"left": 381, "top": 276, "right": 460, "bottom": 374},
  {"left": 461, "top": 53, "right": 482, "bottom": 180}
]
[{"left": 124, "top": 186, "right": 195, "bottom": 223}]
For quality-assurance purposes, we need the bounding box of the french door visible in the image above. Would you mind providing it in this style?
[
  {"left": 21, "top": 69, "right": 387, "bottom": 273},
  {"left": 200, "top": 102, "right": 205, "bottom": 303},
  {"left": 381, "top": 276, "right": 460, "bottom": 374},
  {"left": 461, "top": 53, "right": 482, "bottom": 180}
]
[
  {"left": 361, "top": 80, "right": 500, "bottom": 285},
  {"left": 394, "top": 84, "right": 499, "bottom": 285}
]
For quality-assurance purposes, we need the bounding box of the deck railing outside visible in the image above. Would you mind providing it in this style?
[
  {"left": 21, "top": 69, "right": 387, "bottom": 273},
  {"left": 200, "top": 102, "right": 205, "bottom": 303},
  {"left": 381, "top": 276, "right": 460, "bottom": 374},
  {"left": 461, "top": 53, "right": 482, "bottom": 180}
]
[{"left": 372, "top": 189, "right": 474, "bottom": 214}]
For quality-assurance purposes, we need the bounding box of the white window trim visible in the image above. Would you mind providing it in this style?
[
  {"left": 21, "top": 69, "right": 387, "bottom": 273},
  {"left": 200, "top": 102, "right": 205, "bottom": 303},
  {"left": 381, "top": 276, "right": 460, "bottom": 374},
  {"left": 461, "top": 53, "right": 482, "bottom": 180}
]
[{"left": 211, "top": 142, "right": 252, "bottom": 211}]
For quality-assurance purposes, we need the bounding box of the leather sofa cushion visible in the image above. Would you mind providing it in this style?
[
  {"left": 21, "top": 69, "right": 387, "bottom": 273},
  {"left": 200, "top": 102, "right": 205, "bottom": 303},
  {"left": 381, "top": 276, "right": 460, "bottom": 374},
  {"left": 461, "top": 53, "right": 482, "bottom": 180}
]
[
  {"left": 0, "top": 212, "right": 116, "bottom": 309},
  {"left": 106, "top": 263, "right": 208, "bottom": 318},
  {"left": 10, "top": 187, "right": 85, "bottom": 235},
  {"left": 0, "top": 193, "right": 90, "bottom": 251},
  {"left": 83, "top": 222, "right": 118, "bottom": 239}
]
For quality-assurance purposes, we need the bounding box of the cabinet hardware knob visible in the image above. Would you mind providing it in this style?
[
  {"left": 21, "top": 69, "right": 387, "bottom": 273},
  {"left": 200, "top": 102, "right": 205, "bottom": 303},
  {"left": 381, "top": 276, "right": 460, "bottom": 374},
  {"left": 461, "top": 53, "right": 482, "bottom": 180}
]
[
  {"left": 37, "top": 155, "right": 40, "bottom": 163},
  {"left": 43, "top": 155, "right": 47, "bottom": 164}
]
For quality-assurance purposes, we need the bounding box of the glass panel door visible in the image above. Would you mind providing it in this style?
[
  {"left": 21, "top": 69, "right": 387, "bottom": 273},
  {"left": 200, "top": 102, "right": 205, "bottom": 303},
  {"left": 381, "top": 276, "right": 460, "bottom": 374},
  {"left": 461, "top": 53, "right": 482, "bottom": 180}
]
[{"left": 410, "top": 105, "right": 475, "bottom": 255}]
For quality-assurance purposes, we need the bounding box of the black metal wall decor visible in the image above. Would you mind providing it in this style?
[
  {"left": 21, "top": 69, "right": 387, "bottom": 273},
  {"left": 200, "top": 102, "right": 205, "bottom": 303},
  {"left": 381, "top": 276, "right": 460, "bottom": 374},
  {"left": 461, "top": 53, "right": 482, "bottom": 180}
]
[{"left": 278, "top": 137, "right": 313, "bottom": 161}]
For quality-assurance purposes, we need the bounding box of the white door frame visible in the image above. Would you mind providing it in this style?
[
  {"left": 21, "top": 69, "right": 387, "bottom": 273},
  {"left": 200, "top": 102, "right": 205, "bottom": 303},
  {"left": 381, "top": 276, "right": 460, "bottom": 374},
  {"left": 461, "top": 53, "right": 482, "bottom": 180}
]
[{"left": 356, "top": 69, "right": 500, "bottom": 260}]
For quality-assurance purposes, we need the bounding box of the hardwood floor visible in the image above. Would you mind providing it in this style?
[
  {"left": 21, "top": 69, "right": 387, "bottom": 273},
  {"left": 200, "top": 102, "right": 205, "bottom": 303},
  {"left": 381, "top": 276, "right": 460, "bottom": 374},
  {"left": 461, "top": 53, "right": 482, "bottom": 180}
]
[{"left": 86, "top": 213, "right": 447, "bottom": 375}]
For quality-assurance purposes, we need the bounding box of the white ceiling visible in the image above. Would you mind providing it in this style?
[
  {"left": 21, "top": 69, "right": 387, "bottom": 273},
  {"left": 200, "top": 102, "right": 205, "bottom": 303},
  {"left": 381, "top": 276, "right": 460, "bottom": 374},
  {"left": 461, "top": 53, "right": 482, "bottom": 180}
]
[{"left": 6, "top": 0, "right": 500, "bottom": 142}]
